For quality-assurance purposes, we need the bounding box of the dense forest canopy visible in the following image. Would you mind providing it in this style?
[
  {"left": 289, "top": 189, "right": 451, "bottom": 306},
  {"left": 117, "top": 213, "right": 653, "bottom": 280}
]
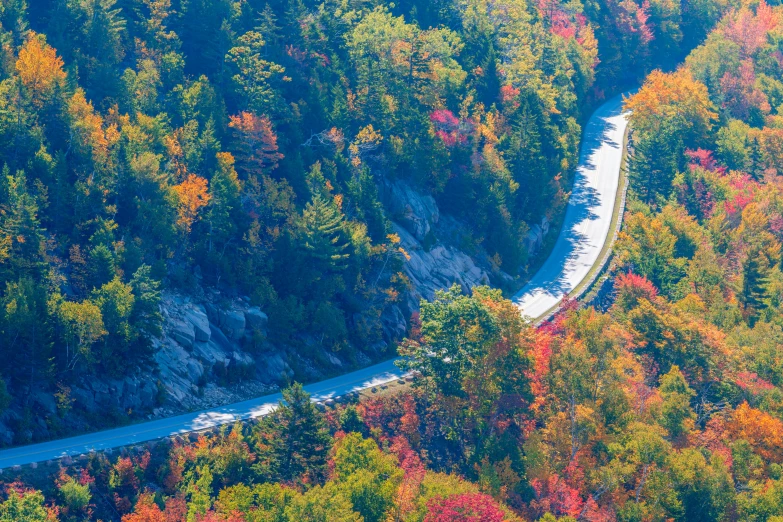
[
  {"left": 3, "top": 0, "right": 783, "bottom": 519},
  {"left": 0, "top": 0, "right": 717, "bottom": 401}
]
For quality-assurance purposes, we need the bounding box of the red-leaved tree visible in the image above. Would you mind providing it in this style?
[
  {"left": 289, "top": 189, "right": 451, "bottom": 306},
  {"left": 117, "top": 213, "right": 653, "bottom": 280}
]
[{"left": 424, "top": 493, "right": 509, "bottom": 522}]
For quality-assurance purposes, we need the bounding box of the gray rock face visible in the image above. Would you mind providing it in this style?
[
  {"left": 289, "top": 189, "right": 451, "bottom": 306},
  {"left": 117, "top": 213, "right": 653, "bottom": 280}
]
[
  {"left": 382, "top": 179, "right": 439, "bottom": 241},
  {"left": 395, "top": 223, "right": 490, "bottom": 309},
  {"left": 70, "top": 386, "right": 96, "bottom": 413},
  {"left": 382, "top": 304, "right": 407, "bottom": 341},
  {"left": 381, "top": 180, "right": 506, "bottom": 316},
  {"left": 185, "top": 307, "right": 211, "bottom": 342},
  {"left": 219, "top": 309, "right": 246, "bottom": 340},
  {"left": 193, "top": 340, "right": 230, "bottom": 368},
  {"left": 209, "top": 323, "right": 232, "bottom": 349},
  {"left": 32, "top": 391, "right": 57, "bottom": 416},
  {"left": 524, "top": 216, "right": 551, "bottom": 258},
  {"left": 155, "top": 340, "right": 201, "bottom": 406},
  {"left": 258, "top": 353, "right": 293, "bottom": 383},
  {"left": 169, "top": 318, "right": 196, "bottom": 348},
  {"left": 245, "top": 307, "right": 268, "bottom": 331}
]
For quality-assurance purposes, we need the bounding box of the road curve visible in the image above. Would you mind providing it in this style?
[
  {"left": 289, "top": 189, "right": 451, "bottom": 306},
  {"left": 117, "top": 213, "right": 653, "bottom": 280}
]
[
  {"left": 513, "top": 92, "right": 630, "bottom": 320},
  {"left": 0, "top": 94, "right": 630, "bottom": 469}
]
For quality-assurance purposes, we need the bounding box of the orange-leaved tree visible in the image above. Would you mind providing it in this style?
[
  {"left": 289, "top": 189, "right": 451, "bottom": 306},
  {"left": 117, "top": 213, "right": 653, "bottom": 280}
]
[{"left": 173, "top": 174, "right": 211, "bottom": 235}]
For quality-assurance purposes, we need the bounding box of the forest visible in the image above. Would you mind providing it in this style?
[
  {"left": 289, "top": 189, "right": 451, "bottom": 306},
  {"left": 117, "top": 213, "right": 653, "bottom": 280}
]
[
  {"left": 2, "top": 0, "right": 783, "bottom": 519},
  {"left": 0, "top": 0, "right": 715, "bottom": 421}
]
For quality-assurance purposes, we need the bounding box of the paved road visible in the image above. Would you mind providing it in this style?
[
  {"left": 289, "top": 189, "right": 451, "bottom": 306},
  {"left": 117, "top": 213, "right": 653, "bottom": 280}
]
[
  {"left": 0, "top": 360, "right": 405, "bottom": 469},
  {"left": 0, "top": 94, "right": 630, "bottom": 470},
  {"left": 513, "top": 93, "right": 630, "bottom": 320}
]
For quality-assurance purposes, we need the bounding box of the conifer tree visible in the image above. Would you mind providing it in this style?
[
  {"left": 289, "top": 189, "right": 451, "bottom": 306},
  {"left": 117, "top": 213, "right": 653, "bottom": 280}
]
[
  {"left": 300, "top": 192, "right": 350, "bottom": 273},
  {"left": 253, "top": 383, "right": 332, "bottom": 483}
]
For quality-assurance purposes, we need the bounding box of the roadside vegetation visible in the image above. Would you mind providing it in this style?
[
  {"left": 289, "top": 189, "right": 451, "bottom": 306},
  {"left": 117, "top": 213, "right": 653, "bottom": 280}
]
[
  {"left": 4, "top": 0, "right": 783, "bottom": 520},
  {"left": 0, "top": 0, "right": 728, "bottom": 436}
]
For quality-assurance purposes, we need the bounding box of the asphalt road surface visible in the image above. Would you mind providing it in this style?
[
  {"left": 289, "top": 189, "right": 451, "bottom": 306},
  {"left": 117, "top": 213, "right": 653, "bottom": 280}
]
[
  {"left": 513, "top": 92, "right": 630, "bottom": 320},
  {"left": 0, "top": 360, "right": 405, "bottom": 469},
  {"left": 0, "top": 94, "right": 630, "bottom": 469}
]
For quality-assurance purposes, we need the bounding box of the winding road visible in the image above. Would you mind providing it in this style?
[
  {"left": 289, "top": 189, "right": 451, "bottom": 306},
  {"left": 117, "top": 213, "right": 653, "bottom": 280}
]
[
  {"left": 513, "top": 92, "right": 630, "bottom": 319},
  {"left": 0, "top": 93, "right": 631, "bottom": 470}
]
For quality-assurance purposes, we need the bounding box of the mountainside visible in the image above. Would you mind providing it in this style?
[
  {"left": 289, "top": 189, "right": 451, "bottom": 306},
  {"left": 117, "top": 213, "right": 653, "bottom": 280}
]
[
  {"left": 5, "top": 0, "right": 783, "bottom": 520},
  {"left": 0, "top": 0, "right": 705, "bottom": 443}
]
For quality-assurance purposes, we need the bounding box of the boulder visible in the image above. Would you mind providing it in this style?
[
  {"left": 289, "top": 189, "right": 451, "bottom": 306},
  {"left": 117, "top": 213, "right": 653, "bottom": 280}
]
[
  {"left": 70, "top": 386, "right": 96, "bottom": 413},
  {"left": 185, "top": 307, "right": 211, "bottom": 342},
  {"left": 193, "top": 340, "right": 229, "bottom": 368},
  {"left": 209, "top": 323, "right": 232, "bottom": 349},
  {"left": 323, "top": 350, "right": 343, "bottom": 368},
  {"left": 123, "top": 376, "right": 139, "bottom": 400},
  {"left": 85, "top": 376, "right": 109, "bottom": 395},
  {"left": 154, "top": 341, "right": 191, "bottom": 380},
  {"left": 524, "top": 216, "right": 551, "bottom": 258},
  {"left": 170, "top": 319, "right": 196, "bottom": 348},
  {"left": 122, "top": 388, "right": 141, "bottom": 411},
  {"left": 232, "top": 351, "right": 255, "bottom": 367},
  {"left": 31, "top": 391, "right": 57, "bottom": 416},
  {"left": 138, "top": 380, "right": 157, "bottom": 408},
  {"left": 259, "top": 353, "right": 293, "bottom": 383},
  {"left": 204, "top": 302, "right": 220, "bottom": 325},
  {"left": 186, "top": 359, "right": 205, "bottom": 383},
  {"left": 393, "top": 223, "right": 491, "bottom": 310},
  {"left": 220, "top": 309, "right": 246, "bottom": 340},
  {"left": 245, "top": 307, "right": 269, "bottom": 331}
]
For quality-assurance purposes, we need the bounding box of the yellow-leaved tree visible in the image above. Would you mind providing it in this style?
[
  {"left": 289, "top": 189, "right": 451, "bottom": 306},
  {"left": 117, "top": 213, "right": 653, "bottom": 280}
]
[{"left": 16, "top": 32, "right": 67, "bottom": 107}]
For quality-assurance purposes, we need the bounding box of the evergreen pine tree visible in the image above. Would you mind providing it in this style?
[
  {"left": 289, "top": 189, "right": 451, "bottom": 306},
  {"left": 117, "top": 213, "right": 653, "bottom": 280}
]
[
  {"left": 253, "top": 383, "right": 332, "bottom": 484},
  {"left": 300, "top": 193, "right": 350, "bottom": 272}
]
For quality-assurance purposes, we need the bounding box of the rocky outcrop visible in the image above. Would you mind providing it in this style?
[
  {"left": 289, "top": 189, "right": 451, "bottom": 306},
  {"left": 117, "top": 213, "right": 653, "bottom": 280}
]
[
  {"left": 52, "top": 293, "right": 283, "bottom": 425},
  {"left": 524, "top": 216, "right": 552, "bottom": 258},
  {"left": 396, "top": 223, "right": 491, "bottom": 310},
  {"left": 382, "top": 178, "right": 508, "bottom": 315},
  {"left": 245, "top": 307, "right": 268, "bottom": 331},
  {"left": 0, "top": 178, "right": 513, "bottom": 448},
  {"left": 382, "top": 178, "right": 440, "bottom": 241},
  {"left": 185, "top": 307, "right": 211, "bottom": 342},
  {"left": 149, "top": 294, "right": 282, "bottom": 408}
]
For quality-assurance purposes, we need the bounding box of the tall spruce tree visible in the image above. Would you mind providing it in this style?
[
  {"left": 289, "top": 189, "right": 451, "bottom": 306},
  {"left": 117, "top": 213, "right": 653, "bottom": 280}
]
[{"left": 253, "top": 383, "right": 332, "bottom": 484}]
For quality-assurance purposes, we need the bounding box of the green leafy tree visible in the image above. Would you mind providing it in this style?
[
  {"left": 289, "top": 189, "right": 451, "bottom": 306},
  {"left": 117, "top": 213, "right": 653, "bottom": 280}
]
[
  {"left": 658, "top": 365, "right": 696, "bottom": 440},
  {"left": 740, "top": 247, "right": 770, "bottom": 324},
  {"left": 128, "top": 264, "right": 163, "bottom": 343},
  {"left": 399, "top": 284, "right": 499, "bottom": 397},
  {"left": 299, "top": 192, "right": 350, "bottom": 274},
  {"left": 186, "top": 464, "right": 214, "bottom": 521},
  {"left": 226, "top": 31, "right": 285, "bottom": 115},
  {"left": 57, "top": 473, "right": 92, "bottom": 515},
  {"left": 0, "top": 487, "right": 55, "bottom": 521},
  {"left": 667, "top": 449, "right": 734, "bottom": 522},
  {"left": 87, "top": 244, "right": 116, "bottom": 291},
  {"left": 0, "top": 277, "right": 53, "bottom": 390},
  {"left": 332, "top": 433, "right": 404, "bottom": 522},
  {"left": 64, "top": 0, "right": 126, "bottom": 101},
  {"left": 91, "top": 277, "right": 135, "bottom": 373},
  {"left": 0, "top": 168, "right": 46, "bottom": 282},
  {"left": 283, "top": 483, "right": 362, "bottom": 522},
  {"left": 57, "top": 298, "right": 106, "bottom": 370}
]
